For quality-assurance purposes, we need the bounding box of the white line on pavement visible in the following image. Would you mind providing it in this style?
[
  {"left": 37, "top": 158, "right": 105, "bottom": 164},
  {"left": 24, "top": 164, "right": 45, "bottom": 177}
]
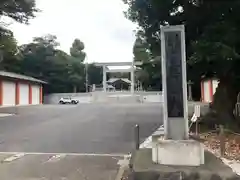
[
  {"left": 0, "top": 152, "right": 126, "bottom": 157},
  {"left": 3, "top": 153, "right": 25, "bottom": 162},
  {"left": 0, "top": 113, "right": 14, "bottom": 118},
  {"left": 46, "top": 154, "right": 66, "bottom": 162}
]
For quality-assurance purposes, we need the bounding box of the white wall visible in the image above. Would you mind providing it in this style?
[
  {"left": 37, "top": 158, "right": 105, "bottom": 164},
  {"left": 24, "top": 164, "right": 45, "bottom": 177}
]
[
  {"left": 32, "top": 85, "right": 40, "bottom": 105},
  {"left": 44, "top": 92, "right": 164, "bottom": 104},
  {"left": 142, "top": 94, "right": 163, "bottom": 102},
  {"left": 2, "top": 81, "right": 16, "bottom": 106},
  {"left": 19, "top": 83, "right": 29, "bottom": 105}
]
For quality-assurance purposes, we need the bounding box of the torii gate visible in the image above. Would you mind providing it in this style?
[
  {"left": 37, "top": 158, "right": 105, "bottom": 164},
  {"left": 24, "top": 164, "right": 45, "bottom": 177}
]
[{"left": 94, "top": 61, "right": 142, "bottom": 94}]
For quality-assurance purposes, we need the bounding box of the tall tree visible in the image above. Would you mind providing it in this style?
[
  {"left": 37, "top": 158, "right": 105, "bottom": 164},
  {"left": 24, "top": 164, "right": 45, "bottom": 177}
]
[
  {"left": 132, "top": 30, "right": 161, "bottom": 90},
  {"left": 0, "top": 30, "right": 21, "bottom": 72},
  {"left": 0, "top": 0, "right": 38, "bottom": 40},
  {"left": 18, "top": 35, "right": 86, "bottom": 93},
  {"left": 69, "top": 38, "right": 87, "bottom": 91},
  {"left": 133, "top": 30, "right": 151, "bottom": 62},
  {"left": 0, "top": 0, "right": 38, "bottom": 72},
  {"left": 70, "top": 38, "right": 86, "bottom": 62},
  {"left": 33, "top": 34, "right": 60, "bottom": 48},
  {"left": 87, "top": 64, "right": 102, "bottom": 85},
  {"left": 124, "top": 0, "right": 240, "bottom": 125}
]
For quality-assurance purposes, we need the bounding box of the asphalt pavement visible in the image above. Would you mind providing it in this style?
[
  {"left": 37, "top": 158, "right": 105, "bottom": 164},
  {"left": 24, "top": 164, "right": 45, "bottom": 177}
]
[
  {"left": 0, "top": 103, "right": 162, "bottom": 180},
  {"left": 0, "top": 153, "right": 127, "bottom": 180},
  {"left": 0, "top": 103, "right": 162, "bottom": 154},
  {"left": 0, "top": 102, "right": 208, "bottom": 179}
]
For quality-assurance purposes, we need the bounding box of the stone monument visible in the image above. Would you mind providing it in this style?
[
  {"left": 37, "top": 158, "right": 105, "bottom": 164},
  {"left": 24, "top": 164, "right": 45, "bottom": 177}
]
[{"left": 152, "top": 25, "right": 204, "bottom": 166}]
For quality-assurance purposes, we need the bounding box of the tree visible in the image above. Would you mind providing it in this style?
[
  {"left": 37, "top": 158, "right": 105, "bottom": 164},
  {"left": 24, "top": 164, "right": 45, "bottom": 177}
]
[
  {"left": 0, "top": 30, "right": 21, "bottom": 72},
  {"left": 69, "top": 38, "right": 87, "bottom": 91},
  {"left": 0, "top": 0, "right": 38, "bottom": 24},
  {"left": 70, "top": 39, "right": 86, "bottom": 62},
  {"left": 87, "top": 64, "right": 102, "bottom": 85},
  {"left": 124, "top": 0, "right": 240, "bottom": 126},
  {"left": 188, "top": 20, "right": 240, "bottom": 125},
  {"left": 138, "top": 57, "right": 161, "bottom": 90},
  {"left": 0, "top": 0, "right": 38, "bottom": 44},
  {"left": 133, "top": 30, "right": 151, "bottom": 62},
  {"left": 0, "top": 0, "right": 39, "bottom": 73},
  {"left": 0, "top": 0, "right": 38, "bottom": 68},
  {"left": 66, "top": 58, "right": 85, "bottom": 93},
  {"left": 132, "top": 30, "right": 161, "bottom": 90},
  {"left": 33, "top": 34, "right": 60, "bottom": 48},
  {"left": 0, "top": 32, "right": 18, "bottom": 59},
  {"left": 17, "top": 35, "right": 86, "bottom": 93}
]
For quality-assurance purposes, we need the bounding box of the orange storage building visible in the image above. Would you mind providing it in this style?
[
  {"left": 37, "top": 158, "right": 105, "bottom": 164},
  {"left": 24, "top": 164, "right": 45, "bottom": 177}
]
[{"left": 0, "top": 71, "right": 46, "bottom": 107}]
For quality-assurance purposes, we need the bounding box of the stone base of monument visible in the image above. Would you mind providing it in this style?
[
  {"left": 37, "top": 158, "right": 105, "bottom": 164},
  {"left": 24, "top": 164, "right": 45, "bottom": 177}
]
[
  {"left": 152, "top": 139, "right": 204, "bottom": 166},
  {"left": 131, "top": 148, "right": 239, "bottom": 180}
]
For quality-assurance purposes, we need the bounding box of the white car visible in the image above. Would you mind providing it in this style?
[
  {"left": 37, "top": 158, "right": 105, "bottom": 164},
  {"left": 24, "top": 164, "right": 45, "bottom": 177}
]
[{"left": 59, "top": 97, "right": 79, "bottom": 104}]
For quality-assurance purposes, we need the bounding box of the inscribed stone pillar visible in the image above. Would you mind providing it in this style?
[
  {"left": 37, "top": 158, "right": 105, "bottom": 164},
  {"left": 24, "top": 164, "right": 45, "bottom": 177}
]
[{"left": 161, "top": 25, "right": 188, "bottom": 140}]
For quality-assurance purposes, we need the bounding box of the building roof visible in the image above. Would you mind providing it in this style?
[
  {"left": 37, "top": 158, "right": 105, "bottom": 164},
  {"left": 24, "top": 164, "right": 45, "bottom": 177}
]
[
  {"left": 0, "top": 71, "right": 47, "bottom": 84},
  {"left": 107, "top": 78, "right": 131, "bottom": 84}
]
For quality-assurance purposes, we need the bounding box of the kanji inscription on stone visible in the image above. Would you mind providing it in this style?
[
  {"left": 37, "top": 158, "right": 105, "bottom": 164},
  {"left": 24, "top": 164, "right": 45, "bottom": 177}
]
[{"left": 165, "top": 31, "right": 184, "bottom": 117}]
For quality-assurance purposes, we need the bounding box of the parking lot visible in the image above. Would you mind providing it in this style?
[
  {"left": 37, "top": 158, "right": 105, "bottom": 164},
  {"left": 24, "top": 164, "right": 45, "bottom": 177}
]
[
  {"left": 0, "top": 104, "right": 162, "bottom": 153},
  {"left": 0, "top": 103, "right": 162, "bottom": 179}
]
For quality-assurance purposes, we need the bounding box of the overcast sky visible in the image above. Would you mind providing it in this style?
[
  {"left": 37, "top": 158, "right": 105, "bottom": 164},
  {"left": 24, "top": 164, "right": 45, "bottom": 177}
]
[{"left": 7, "top": 0, "right": 137, "bottom": 63}]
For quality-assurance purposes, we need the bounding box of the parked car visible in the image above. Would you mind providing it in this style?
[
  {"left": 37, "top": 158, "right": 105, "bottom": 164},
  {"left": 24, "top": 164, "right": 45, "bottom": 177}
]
[{"left": 59, "top": 97, "right": 79, "bottom": 104}]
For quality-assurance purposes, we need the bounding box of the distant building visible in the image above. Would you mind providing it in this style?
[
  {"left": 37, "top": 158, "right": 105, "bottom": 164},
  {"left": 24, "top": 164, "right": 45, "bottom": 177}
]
[
  {"left": 107, "top": 78, "right": 131, "bottom": 91},
  {"left": 0, "top": 71, "right": 46, "bottom": 107}
]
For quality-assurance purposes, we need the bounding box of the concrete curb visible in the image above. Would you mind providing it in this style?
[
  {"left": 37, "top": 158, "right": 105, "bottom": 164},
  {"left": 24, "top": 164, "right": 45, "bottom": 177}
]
[{"left": 140, "top": 126, "right": 240, "bottom": 177}]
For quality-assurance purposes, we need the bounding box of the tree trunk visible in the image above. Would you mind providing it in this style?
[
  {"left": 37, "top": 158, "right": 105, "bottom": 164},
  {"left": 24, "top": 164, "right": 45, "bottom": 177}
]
[
  {"left": 212, "top": 78, "right": 238, "bottom": 128},
  {"left": 73, "top": 86, "right": 77, "bottom": 93}
]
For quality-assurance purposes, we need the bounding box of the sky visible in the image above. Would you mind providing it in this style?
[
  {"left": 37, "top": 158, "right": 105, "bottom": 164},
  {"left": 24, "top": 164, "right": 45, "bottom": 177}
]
[{"left": 7, "top": 0, "right": 137, "bottom": 63}]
